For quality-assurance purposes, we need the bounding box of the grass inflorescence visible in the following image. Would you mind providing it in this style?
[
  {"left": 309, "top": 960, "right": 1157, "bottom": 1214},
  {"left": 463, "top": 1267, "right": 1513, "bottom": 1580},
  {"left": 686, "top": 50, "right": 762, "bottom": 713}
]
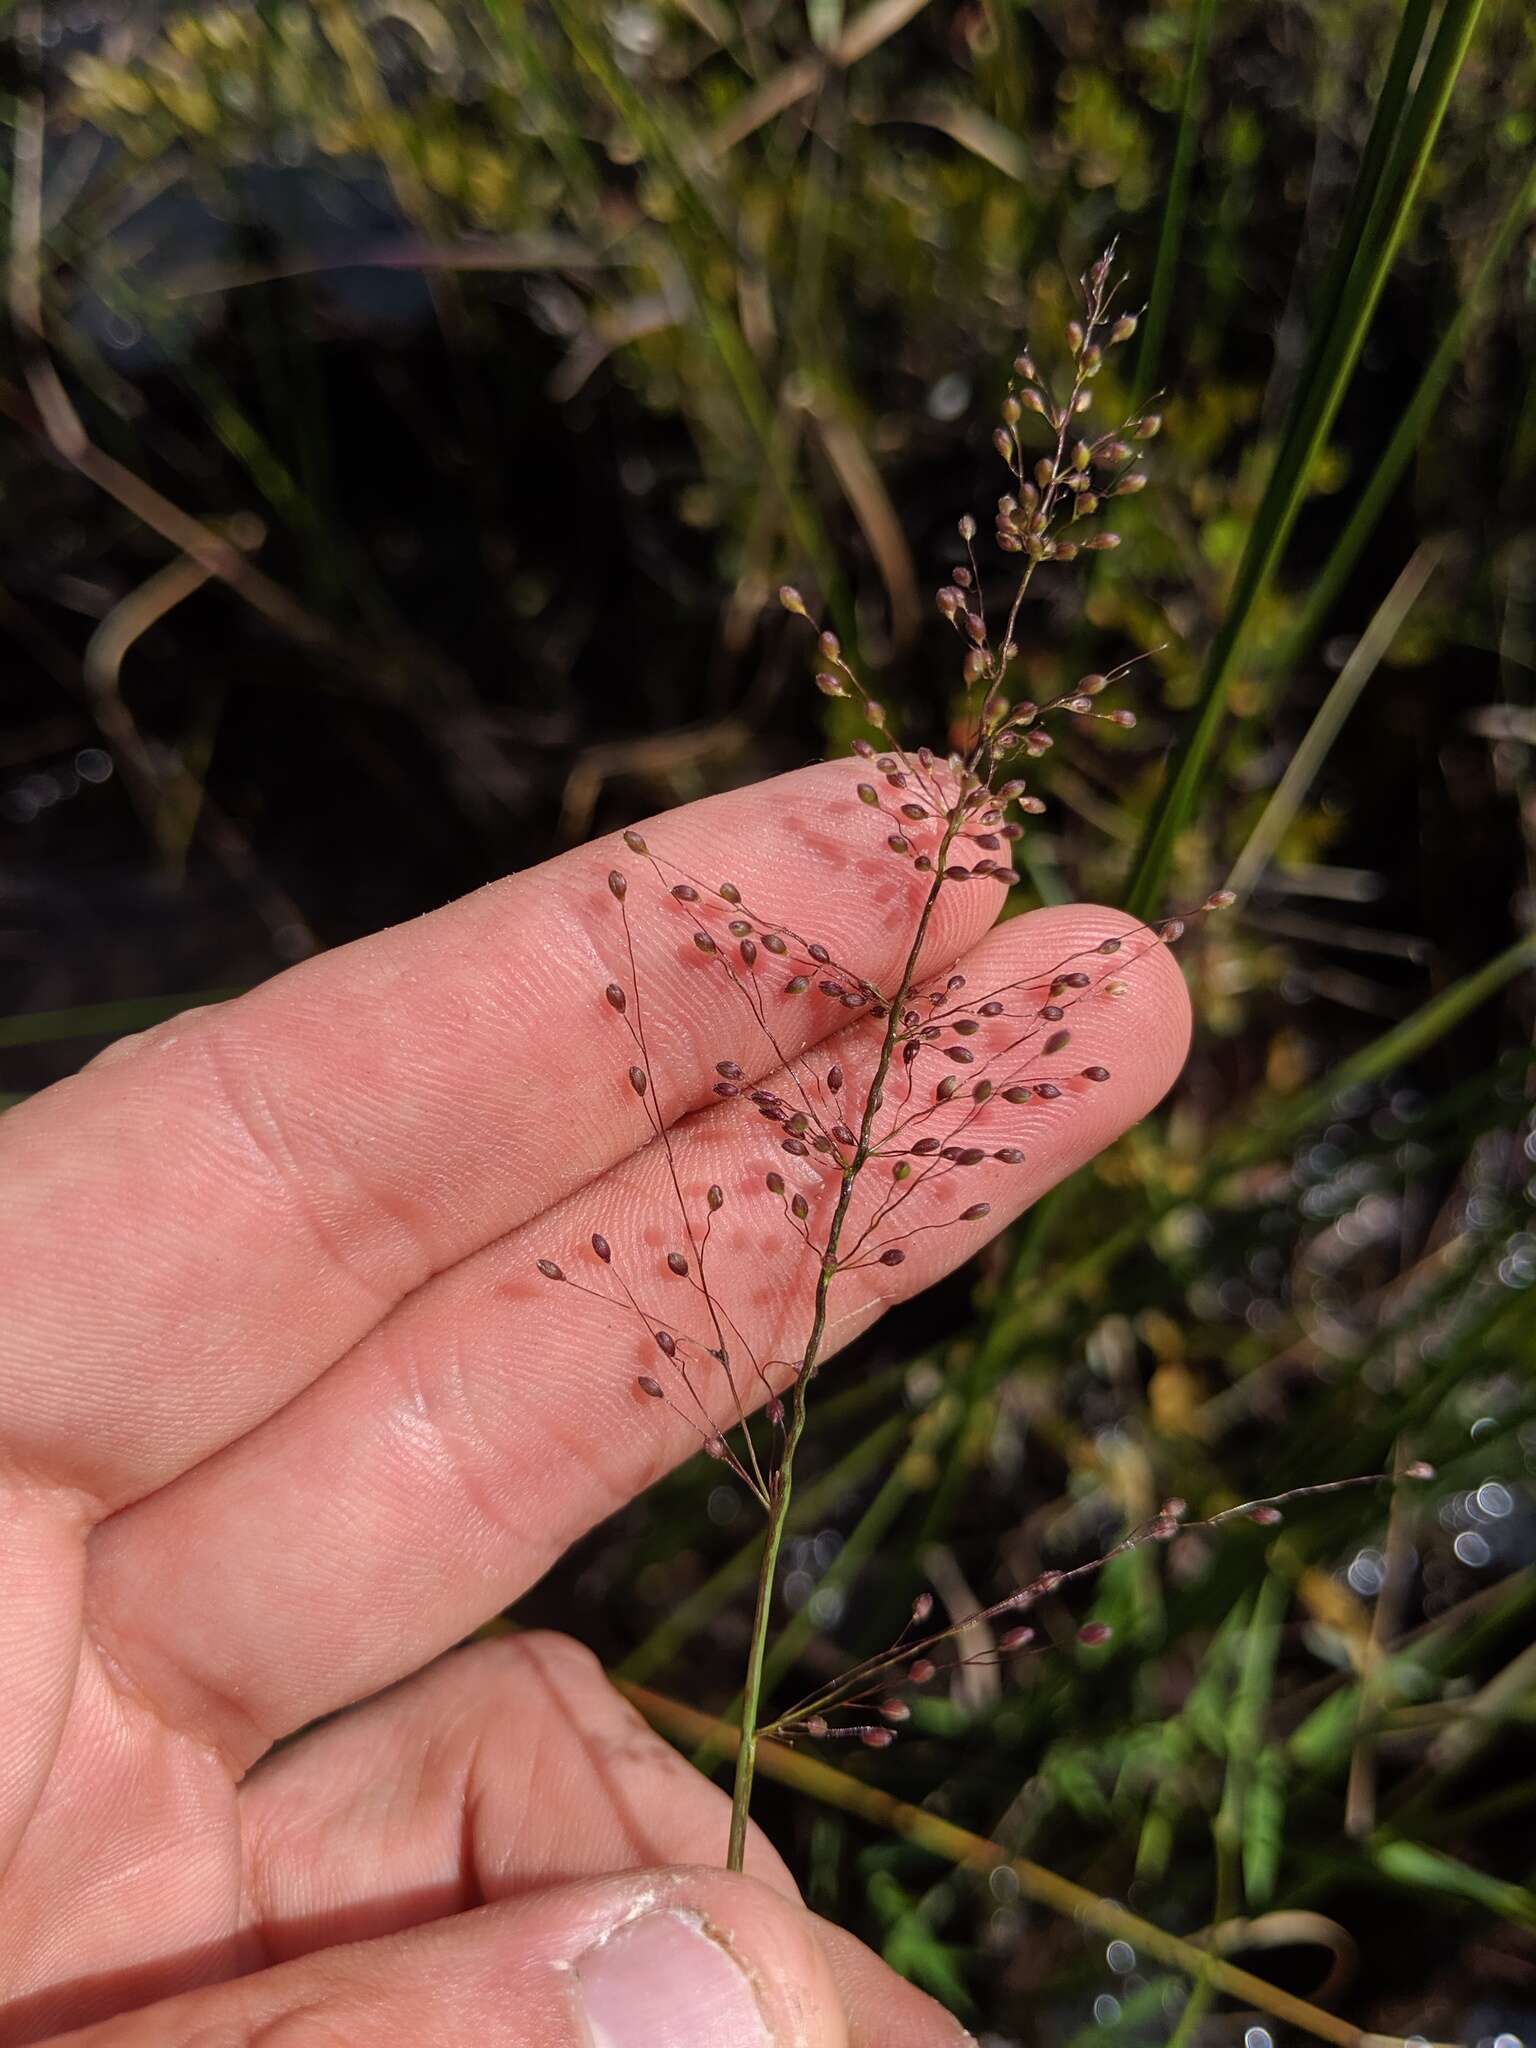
[{"left": 530, "top": 255, "right": 1411, "bottom": 1871}]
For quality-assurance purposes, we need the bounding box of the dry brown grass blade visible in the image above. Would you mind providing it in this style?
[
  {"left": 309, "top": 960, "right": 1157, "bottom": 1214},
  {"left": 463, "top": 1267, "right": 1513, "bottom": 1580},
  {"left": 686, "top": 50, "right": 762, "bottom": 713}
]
[
  {"left": 547, "top": 283, "right": 691, "bottom": 404},
  {"left": 163, "top": 232, "right": 612, "bottom": 301},
  {"left": 833, "top": 0, "right": 935, "bottom": 67},
  {"left": 803, "top": 394, "right": 921, "bottom": 648},
  {"left": 8, "top": 64, "right": 340, "bottom": 666},
  {"left": 705, "top": 0, "right": 934, "bottom": 159},
  {"left": 873, "top": 97, "right": 1033, "bottom": 182},
  {"left": 8, "top": 38, "right": 480, "bottom": 730},
  {"left": 77, "top": 534, "right": 320, "bottom": 955},
  {"left": 622, "top": 1682, "right": 1450, "bottom": 2048},
  {"left": 556, "top": 717, "right": 755, "bottom": 845},
  {"left": 83, "top": 545, "right": 239, "bottom": 851}
]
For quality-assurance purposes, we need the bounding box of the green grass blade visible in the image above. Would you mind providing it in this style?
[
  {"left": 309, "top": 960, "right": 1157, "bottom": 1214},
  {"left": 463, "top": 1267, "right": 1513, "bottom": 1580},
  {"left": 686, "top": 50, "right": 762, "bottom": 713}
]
[
  {"left": 1226, "top": 538, "right": 1446, "bottom": 901},
  {"left": 1135, "top": 1595, "right": 1253, "bottom": 1882},
  {"left": 1266, "top": 160, "right": 1536, "bottom": 680},
  {"left": 1247, "top": 0, "right": 1436, "bottom": 563},
  {"left": 1243, "top": 1745, "right": 1289, "bottom": 1907},
  {"left": 0, "top": 988, "right": 241, "bottom": 1051},
  {"left": 1212, "top": 1570, "right": 1288, "bottom": 1917},
  {"left": 1133, "top": 0, "right": 1218, "bottom": 400},
  {"left": 1239, "top": 931, "right": 1536, "bottom": 1160},
  {"left": 1370, "top": 1837, "right": 1536, "bottom": 1930},
  {"left": 1123, "top": 0, "right": 1487, "bottom": 919},
  {"left": 1295, "top": 0, "right": 1433, "bottom": 381}
]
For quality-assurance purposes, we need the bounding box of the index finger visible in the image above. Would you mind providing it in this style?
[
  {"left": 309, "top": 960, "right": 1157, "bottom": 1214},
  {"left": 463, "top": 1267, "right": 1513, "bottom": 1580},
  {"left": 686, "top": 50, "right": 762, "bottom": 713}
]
[{"left": 0, "top": 760, "right": 1003, "bottom": 1512}]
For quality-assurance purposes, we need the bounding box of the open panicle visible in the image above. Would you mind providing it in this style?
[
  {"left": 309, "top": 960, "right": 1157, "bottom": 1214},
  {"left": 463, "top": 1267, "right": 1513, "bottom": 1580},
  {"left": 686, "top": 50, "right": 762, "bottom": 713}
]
[{"left": 536, "top": 249, "right": 1231, "bottom": 1869}]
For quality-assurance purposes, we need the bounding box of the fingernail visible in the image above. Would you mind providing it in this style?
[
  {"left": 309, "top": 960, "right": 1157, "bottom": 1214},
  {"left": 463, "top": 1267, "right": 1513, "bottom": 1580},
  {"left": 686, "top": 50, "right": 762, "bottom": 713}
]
[{"left": 575, "top": 1908, "right": 773, "bottom": 2048}]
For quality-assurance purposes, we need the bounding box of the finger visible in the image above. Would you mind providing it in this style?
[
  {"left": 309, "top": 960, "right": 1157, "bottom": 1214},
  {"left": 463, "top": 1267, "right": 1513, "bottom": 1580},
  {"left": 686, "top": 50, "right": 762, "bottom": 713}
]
[
  {"left": 239, "top": 1633, "right": 969, "bottom": 2048},
  {"left": 816, "top": 1923, "right": 978, "bottom": 2048},
  {"left": 10, "top": 1634, "right": 781, "bottom": 2033},
  {"left": 239, "top": 1634, "right": 797, "bottom": 1957},
  {"left": 0, "top": 1492, "right": 82, "bottom": 1873},
  {"left": 1, "top": 760, "right": 1002, "bottom": 1512},
  {"left": 48, "top": 1868, "right": 953, "bottom": 2048},
  {"left": 88, "top": 905, "right": 1190, "bottom": 1765}
]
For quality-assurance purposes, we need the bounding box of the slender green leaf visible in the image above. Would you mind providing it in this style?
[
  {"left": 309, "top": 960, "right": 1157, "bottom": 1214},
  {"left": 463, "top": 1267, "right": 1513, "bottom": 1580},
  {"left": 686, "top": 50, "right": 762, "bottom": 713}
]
[
  {"left": 1237, "top": 932, "right": 1536, "bottom": 1160},
  {"left": 1371, "top": 1837, "right": 1536, "bottom": 1929},
  {"left": 1042, "top": 1740, "right": 1113, "bottom": 1825},
  {"left": 1244, "top": 1744, "right": 1289, "bottom": 1907},
  {"left": 872, "top": 1875, "right": 974, "bottom": 2011},
  {"left": 1124, "top": 0, "right": 1487, "bottom": 919},
  {"left": 0, "top": 988, "right": 241, "bottom": 1050},
  {"left": 1213, "top": 1571, "right": 1288, "bottom": 1915},
  {"left": 1226, "top": 539, "right": 1446, "bottom": 901},
  {"left": 1134, "top": 0, "right": 1218, "bottom": 399},
  {"left": 1137, "top": 1596, "right": 1252, "bottom": 1882},
  {"left": 1267, "top": 161, "right": 1536, "bottom": 680},
  {"left": 1297, "top": 0, "right": 1433, "bottom": 382}
]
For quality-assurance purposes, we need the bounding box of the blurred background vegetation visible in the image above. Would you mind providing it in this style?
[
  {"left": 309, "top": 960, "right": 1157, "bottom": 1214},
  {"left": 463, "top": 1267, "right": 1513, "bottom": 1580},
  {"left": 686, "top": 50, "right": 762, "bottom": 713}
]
[{"left": 3, "top": 1, "right": 1535, "bottom": 2041}]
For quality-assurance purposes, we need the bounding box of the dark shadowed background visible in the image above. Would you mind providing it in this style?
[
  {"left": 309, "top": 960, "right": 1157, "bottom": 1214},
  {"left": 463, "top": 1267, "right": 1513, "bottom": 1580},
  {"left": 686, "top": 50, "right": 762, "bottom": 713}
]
[{"left": 3, "top": 3, "right": 1534, "bottom": 2041}]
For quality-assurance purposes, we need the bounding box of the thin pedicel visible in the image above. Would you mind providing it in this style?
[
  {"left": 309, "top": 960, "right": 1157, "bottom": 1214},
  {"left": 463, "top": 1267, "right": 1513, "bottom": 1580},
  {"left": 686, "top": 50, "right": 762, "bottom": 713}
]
[{"left": 530, "top": 247, "right": 1398, "bottom": 1872}]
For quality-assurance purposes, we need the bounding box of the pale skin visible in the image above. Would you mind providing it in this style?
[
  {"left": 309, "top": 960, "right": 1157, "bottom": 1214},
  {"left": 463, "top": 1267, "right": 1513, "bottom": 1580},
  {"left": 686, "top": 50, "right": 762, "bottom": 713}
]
[{"left": 0, "top": 759, "right": 1190, "bottom": 2046}]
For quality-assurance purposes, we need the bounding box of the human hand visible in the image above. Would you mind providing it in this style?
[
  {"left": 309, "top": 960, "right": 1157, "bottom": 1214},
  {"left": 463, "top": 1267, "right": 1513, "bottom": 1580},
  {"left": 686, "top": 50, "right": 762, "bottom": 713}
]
[{"left": 0, "top": 760, "right": 1189, "bottom": 2045}]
